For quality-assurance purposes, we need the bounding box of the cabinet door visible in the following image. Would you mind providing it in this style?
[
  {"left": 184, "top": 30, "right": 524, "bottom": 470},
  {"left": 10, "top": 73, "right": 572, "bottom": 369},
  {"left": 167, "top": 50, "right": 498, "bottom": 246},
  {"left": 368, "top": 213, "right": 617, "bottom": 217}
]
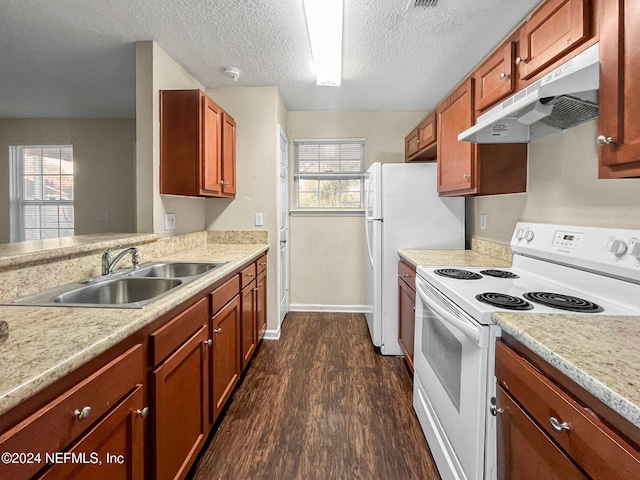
[
  {"left": 221, "top": 112, "right": 236, "bottom": 196},
  {"left": 598, "top": 0, "right": 640, "bottom": 178},
  {"left": 211, "top": 296, "right": 241, "bottom": 422},
  {"left": 398, "top": 277, "right": 416, "bottom": 372},
  {"left": 475, "top": 42, "right": 515, "bottom": 112},
  {"left": 38, "top": 386, "right": 146, "bottom": 480},
  {"left": 437, "top": 79, "right": 475, "bottom": 194},
  {"left": 202, "top": 95, "right": 222, "bottom": 194},
  {"left": 496, "top": 386, "right": 587, "bottom": 480},
  {"left": 517, "top": 0, "right": 589, "bottom": 80},
  {"left": 256, "top": 269, "right": 267, "bottom": 340},
  {"left": 153, "top": 325, "right": 209, "bottom": 480},
  {"left": 416, "top": 112, "right": 437, "bottom": 156},
  {"left": 405, "top": 127, "right": 420, "bottom": 161},
  {"left": 240, "top": 281, "right": 256, "bottom": 370}
]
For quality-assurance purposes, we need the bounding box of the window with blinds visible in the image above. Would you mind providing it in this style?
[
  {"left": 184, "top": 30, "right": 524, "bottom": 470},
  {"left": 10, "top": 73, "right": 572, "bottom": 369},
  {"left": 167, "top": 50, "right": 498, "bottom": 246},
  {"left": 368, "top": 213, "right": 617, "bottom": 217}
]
[
  {"left": 294, "top": 139, "right": 366, "bottom": 210},
  {"left": 10, "top": 145, "right": 74, "bottom": 241}
]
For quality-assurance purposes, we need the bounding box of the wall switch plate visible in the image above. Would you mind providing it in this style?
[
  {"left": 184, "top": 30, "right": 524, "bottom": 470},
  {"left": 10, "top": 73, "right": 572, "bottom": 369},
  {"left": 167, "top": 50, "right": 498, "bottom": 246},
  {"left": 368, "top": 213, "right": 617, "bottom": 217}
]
[
  {"left": 165, "top": 213, "right": 176, "bottom": 231},
  {"left": 480, "top": 214, "right": 487, "bottom": 230},
  {"left": 98, "top": 211, "right": 108, "bottom": 222},
  {"left": 254, "top": 213, "right": 264, "bottom": 226}
]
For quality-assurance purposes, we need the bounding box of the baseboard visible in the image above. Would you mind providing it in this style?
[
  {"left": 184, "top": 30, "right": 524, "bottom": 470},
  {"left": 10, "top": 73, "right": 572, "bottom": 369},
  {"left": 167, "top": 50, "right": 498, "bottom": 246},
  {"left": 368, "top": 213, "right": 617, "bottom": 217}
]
[
  {"left": 288, "top": 304, "right": 368, "bottom": 313},
  {"left": 263, "top": 328, "right": 281, "bottom": 341}
]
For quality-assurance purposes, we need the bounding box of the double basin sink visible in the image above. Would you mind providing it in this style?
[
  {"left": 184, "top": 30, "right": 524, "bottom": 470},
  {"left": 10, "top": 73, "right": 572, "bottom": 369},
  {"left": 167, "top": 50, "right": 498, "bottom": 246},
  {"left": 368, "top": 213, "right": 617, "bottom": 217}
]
[{"left": 11, "top": 261, "right": 228, "bottom": 309}]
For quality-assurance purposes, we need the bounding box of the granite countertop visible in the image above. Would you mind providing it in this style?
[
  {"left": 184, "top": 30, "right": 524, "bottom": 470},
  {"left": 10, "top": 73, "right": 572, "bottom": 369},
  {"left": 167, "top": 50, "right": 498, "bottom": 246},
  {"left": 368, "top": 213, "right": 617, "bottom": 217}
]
[
  {"left": 494, "top": 312, "right": 640, "bottom": 429},
  {"left": 0, "top": 243, "right": 268, "bottom": 417},
  {"left": 398, "top": 249, "right": 511, "bottom": 268}
]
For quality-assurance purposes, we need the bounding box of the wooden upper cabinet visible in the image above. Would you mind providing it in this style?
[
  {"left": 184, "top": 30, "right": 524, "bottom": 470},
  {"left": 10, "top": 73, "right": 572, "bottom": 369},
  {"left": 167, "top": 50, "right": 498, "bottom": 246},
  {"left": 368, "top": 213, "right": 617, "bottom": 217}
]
[
  {"left": 598, "top": 0, "right": 640, "bottom": 178},
  {"left": 475, "top": 41, "right": 516, "bottom": 112},
  {"left": 517, "top": 0, "right": 590, "bottom": 80},
  {"left": 405, "top": 112, "right": 437, "bottom": 162},
  {"left": 160, "top": 89, "right": 236, "bottom": 198}
]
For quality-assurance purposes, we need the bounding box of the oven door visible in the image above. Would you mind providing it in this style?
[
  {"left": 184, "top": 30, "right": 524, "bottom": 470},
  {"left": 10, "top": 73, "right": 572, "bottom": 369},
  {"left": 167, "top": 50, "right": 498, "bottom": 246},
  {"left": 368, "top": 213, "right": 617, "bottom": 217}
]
[{"left": 413, "top": 277, "right": 490, "bottom": 480}]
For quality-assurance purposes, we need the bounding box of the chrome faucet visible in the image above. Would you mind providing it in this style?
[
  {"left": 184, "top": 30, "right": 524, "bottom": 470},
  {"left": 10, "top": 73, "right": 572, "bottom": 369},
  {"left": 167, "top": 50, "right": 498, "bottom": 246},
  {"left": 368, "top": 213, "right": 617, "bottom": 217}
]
[{"left": 102, "top": 247, "right": 141, "bottom": 275}]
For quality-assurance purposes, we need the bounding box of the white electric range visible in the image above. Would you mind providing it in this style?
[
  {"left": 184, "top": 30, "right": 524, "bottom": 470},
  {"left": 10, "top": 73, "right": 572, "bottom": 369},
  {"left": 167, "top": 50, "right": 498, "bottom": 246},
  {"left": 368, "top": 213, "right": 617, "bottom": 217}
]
[{"left": 413, "top": 222, "right": 640, "bottom": 480}]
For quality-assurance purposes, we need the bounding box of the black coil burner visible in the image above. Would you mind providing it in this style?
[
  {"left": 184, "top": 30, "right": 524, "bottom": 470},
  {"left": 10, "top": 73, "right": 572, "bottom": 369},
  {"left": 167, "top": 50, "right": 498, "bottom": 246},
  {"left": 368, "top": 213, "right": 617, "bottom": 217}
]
[
  {"left": 434, "top": 268, "right": 482, "bottom": 280},
  {"left": 475, "top": 293, "right": 533, "bottom": 310},
  {"left": 479, "top": 269, "right": 519, "bottom": 279},
  {"left": 523, "top": 292, "right": 603, "bottom": 313}
]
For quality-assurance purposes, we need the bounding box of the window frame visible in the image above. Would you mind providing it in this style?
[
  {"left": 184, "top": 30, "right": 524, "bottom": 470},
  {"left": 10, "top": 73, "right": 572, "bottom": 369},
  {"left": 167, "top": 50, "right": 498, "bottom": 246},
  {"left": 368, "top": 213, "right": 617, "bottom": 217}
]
[
  {"left": 10, "top": 145, "right": 75, "bottom": 242},
  {"left": 292, "top": 138, "right": 366, "bottom": 215}
]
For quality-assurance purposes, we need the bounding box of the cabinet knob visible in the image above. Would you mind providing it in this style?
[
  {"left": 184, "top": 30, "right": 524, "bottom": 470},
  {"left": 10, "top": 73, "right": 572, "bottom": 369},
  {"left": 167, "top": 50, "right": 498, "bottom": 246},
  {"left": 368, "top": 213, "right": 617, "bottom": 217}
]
[
  {"left": 549, "top": 416, "right": 570, "bottom": 432},
  {"left": 73, "top": 406, "right": 92, "bottom": 421},
  {"left": 204, "top": 338, "right": 213, "bottom": 346},
  {"left": 136, "top": 406, "right": 150, "bottom": 419},
  {"left": 223, "top": 181, "right": 229, "bottom": 186},
  {"left": 258, "top": 282, "right": 263, "bottom": 287},
  {"left": 213, "top": 328, "right": 222, "bottom": 334},
  {"left": 499, "top": 72, "right": 509, "bottom": 79},
  {"left": 219, "top": 180, "right": 225, "bottom": 185},
  {"left": 596, "top": 135, "right": 614, "bottom": 146},
  {"left": 402, "top": 273, "right": 409, "bottom": 278},
  {"left": 253, "top": 287, "right": 259, "bottom": 291},
  {"left": 515, "top": 56, "right": 528, "bottom": 65},
  {"left": 247, "top": 272, "right": 254, "bottom": 277},
  {"left": 463, "top": 173, "right": 470, "bottom": 181},
  {"left": 490, "top": 404, "right": 504, "bottom": 416}
]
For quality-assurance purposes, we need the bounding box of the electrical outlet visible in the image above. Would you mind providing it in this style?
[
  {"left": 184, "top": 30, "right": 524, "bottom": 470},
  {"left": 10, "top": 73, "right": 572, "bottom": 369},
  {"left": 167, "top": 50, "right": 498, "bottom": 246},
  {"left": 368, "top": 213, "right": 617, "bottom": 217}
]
[
  {"left": 164, "top": 213, "right": 176, "bottom": 231},
  {"left": 480, "top": 214, "right": 487, "bottom": 230},
  {"left": 98, "top": 211, "right": 108, "bottom": 222},
  {"left": 254, "top": 213, "right": 264, "bottom": 226}
]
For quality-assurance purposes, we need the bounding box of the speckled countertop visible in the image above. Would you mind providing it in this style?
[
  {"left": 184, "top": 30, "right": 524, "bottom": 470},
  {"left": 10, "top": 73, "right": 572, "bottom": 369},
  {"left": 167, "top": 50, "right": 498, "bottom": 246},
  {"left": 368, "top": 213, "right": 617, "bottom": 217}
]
[
  {"left": 398, "top": 249, "right": 511, "bottom": 268},
  {"left": 0, "top": 243, "right": 267, "bottom": 417},
  {"left": 494, "top": 312, "right": 640, "bottom": 429}
]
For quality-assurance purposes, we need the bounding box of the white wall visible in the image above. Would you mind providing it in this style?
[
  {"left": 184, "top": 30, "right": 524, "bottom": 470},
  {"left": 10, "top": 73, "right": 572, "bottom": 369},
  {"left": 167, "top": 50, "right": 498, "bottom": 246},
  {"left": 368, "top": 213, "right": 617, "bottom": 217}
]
[
  {"left": 204, "top": 86, "right": 284, "bottom": 333},
  {"left": 467, "top": 120, "right": 640, "bottom": 244},
  {"left": 0, "top": 118, "right": 136, "bottom": 243},
  {"left": 286, "top": 111, "right": 426, "bottom": 307},
  {"left": 135, "top": 41, "right": 207, "bottom": 237}
]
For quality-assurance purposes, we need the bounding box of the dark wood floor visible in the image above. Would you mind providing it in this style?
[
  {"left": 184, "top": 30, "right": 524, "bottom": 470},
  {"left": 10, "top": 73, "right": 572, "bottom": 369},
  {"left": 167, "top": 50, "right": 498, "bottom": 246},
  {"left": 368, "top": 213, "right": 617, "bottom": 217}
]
[{"left": 188, "top": 312, "right": 441, "bottom": 480}]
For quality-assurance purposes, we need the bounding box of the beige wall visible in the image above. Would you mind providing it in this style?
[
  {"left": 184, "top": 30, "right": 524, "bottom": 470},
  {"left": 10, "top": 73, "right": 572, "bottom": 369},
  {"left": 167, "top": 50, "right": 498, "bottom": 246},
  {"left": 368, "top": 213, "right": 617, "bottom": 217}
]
[
  {"left": 467, "top": 120, "right": 640, "bottom": 245},
  {"left": 204, "top": 86, "right": 284, "bottom": 333},
  {"left": 286, "top": 111, "right": 426, "bottom": 307},
  {"left": 0, "top": 118, "right": 136, "bottom": 243},
  {"left": 135, "top": 41, "right": 207, "bottom": 237}
]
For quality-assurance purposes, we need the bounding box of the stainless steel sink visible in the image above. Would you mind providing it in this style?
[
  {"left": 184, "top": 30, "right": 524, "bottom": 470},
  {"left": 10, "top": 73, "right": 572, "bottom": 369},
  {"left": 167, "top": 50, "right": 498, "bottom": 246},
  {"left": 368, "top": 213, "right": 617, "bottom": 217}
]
[
  {"left": 7, "top": 260, "right": 228, "bottom": 309},
  {"left": 131, "top": 262, "right": 226, "bottom": 279},
  {"left": 52, "top": 278, "right": 182, "bottom": 306}
]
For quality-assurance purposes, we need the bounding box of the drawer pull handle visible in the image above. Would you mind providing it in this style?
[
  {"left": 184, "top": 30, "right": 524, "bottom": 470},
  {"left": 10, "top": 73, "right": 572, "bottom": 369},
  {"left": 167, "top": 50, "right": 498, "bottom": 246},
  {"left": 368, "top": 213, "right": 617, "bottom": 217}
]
[
  {"left": 402, "top": 274, "right": 409, "bottom": 278},
  {"left": 247, "top": 273, "right": 254, "bottom": 277},
  {"left": 204, "top": 338, "right": 213, "bottom": 347},
  {"left": 73, "top": 406, "right": 92, "bottom": 421},
  {"left": 213, "top": 328, "right": 222, "bottom": 334},
  {"left": 549, "top": 416, "right": 570, "bottom": 432},
  {"left": 136, "top": 407, "right": 150, "bottom": 419}
]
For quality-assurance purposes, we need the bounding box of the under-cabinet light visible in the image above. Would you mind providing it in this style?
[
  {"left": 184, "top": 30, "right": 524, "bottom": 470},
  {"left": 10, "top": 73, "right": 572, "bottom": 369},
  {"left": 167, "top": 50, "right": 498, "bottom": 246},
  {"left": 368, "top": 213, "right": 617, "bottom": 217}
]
[{"left": 303, "top": 0, "right": 344, "bottom": 86}]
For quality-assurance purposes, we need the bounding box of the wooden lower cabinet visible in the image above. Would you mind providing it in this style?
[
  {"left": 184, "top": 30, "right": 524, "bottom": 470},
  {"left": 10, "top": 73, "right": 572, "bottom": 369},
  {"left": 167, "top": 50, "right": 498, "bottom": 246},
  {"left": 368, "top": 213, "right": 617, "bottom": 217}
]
[
  {"left": 211, "top": 296, "right": 241, "bottom": 422},
  {"left": 397, "top": 261, "right": 416, "bottom": 371},
  {"left": 256, "top": 269, "right": 267, "bottom": 340},
  {"left": 153, "top": 325, "right": 210, "bottom": 480},
  {"left": 38, "top": 386, "right": 146, "bottom": 480},
  {"left": 496, "top": 338, "right": 640, "bottom": 480},
  {"left": 240, "top": 279, "right": 257, "bottom": 369}
]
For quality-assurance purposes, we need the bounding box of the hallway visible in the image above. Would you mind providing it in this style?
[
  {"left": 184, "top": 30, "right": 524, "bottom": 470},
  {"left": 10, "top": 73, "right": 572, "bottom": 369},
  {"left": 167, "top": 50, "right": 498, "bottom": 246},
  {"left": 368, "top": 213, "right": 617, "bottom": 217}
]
[{"left": 189, "top": 312, "right": 440, "bottom": 480}]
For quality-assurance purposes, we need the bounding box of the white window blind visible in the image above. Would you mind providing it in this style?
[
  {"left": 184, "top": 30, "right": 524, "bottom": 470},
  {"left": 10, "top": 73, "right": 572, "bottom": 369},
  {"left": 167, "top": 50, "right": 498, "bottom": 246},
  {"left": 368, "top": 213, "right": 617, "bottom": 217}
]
[
  {"left": 10, "top": 145, "right": 74, "bottom": 242},
  {"left": 294, "top": 139, "right": 365, "bottom": 210}
]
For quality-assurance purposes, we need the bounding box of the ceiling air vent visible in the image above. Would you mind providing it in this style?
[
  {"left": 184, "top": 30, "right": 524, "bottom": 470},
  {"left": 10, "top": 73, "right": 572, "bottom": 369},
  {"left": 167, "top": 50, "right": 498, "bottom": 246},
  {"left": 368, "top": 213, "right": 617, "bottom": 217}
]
[{"left": 408, "top": 0, "right": 439, "bottom": 8}]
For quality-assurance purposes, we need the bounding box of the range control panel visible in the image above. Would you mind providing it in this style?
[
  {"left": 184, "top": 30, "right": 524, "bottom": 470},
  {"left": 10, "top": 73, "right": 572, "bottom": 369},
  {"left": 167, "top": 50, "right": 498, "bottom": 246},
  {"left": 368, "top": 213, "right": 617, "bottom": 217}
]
[{"left": 511, "top": 222, "right": 640, "bottom": 281}]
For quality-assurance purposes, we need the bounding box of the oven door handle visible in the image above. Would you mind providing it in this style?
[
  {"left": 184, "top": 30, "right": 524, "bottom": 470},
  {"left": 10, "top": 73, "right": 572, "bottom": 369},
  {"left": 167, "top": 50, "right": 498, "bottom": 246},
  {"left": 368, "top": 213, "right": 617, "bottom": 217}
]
[{"left": 416, "top": 281, "right": 484, "bottom": 347}]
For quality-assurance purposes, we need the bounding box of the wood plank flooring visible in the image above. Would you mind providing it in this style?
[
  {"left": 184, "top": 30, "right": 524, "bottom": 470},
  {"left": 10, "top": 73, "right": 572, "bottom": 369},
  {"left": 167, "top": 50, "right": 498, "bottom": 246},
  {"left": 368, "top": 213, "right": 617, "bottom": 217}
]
[{"left": 188, "top": 312, "right": 441, "bottom": 480}]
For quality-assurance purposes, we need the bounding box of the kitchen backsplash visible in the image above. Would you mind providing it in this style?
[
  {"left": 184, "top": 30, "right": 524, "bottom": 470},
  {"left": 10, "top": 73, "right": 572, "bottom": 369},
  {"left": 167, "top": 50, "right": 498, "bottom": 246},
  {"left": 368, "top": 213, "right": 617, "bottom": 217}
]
[
  {"left": 471, "top": 237, "right": 513, "bottom": 264},
  {"left": 207, "top": 230, "right": 269, "bottom": 244}
]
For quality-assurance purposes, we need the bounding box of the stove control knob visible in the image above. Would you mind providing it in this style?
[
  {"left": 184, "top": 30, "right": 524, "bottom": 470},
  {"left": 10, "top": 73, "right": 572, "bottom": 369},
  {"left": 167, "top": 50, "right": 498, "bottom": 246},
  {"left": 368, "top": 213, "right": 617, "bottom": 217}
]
[
  {"left": 628, "top": 238, "right": 640, "bottom": 258},
  {"left": 515, "top": 228, "right": 524, "bottom": 240},
  {"left": 607, "top": 237, "right": 628, "bottom": 256},
  {"left": 523, "top": 230, "right": 535, "bottom": 242}
]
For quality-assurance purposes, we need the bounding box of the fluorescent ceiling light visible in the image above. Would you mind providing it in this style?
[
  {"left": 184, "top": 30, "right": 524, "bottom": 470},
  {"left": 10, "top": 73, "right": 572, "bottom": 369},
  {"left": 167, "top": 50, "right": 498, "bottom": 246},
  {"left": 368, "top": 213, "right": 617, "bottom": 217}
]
[{"left": 303, "top": 0, "right": 343, "bottom": 87}]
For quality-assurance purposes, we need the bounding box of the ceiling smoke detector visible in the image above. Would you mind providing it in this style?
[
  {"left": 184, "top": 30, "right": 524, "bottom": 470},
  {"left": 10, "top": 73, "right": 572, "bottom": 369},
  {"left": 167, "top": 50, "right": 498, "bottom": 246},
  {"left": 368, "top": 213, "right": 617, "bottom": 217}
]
[
  {"left": 406, "top": 0, "right": 439, "bottom": 8},
  {"left": 224, "top": 67, "right": 241, "bottom": 81}
]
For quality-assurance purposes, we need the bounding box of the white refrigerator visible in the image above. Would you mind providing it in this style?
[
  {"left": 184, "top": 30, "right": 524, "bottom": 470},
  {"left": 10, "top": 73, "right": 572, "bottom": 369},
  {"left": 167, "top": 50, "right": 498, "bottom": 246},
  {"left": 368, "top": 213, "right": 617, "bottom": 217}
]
[{"left": 364, "top": 162, "right": 465, "bottom": 355}]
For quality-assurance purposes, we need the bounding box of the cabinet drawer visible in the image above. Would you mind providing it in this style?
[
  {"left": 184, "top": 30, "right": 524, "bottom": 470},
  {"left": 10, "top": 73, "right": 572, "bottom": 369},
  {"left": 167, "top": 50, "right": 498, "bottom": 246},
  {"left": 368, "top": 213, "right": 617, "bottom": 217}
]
[
  {"left": 398, "top": 260, "right": 416, "bottom": 291},
  {"left": 211, "top": 274, "right": 240, "bottom": 315},
  {"left": 0, "top": 345, "right": 143, "bottom": 480},
  {"left": 240, "top": 263, "right": 257, "bottom": 289},
  {"left": 151, "top": 297, "right": 208, "bottom": 366},
  {"left": 256, "top": 254, "right": 267, "bottom": 274},
  {"left": 496, "top": 341, "right": 640, "bottom": 480}
]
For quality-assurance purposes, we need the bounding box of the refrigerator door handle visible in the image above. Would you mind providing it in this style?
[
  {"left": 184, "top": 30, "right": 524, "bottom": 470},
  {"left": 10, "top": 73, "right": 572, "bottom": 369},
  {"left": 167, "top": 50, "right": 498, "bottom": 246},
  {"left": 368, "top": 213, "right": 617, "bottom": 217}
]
[{"left": 365, "top": 217, "right": 374, "bottom": 268}]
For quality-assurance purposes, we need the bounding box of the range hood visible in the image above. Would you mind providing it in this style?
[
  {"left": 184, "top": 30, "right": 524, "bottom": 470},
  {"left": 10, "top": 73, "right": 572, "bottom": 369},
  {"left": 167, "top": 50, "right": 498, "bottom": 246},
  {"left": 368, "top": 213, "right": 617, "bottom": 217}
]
[{"left": 459, "top": 43, "right": 599, "bottom": 144}]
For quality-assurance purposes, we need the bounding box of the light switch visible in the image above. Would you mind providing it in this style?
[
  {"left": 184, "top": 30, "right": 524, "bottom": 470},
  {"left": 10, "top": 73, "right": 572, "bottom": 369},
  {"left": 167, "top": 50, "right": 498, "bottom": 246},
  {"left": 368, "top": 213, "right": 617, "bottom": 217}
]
[
  {"left": 480, "top": 214, "right": 487, "bottom": 230},
  {"left": 164, "top": 213, "right": 176, "bottom": 231},
  {"left": 254, "top": 213, "right": 264, "bottom": 226},
  {"left": 98, "top": 211, "right": 108, "bottom": 222}
]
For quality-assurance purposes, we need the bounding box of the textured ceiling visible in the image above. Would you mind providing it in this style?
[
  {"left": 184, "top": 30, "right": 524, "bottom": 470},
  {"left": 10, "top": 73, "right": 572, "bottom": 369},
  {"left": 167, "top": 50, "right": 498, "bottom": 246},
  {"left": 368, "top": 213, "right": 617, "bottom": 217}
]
[{"left": 0, "top": 0, "right": 542, "bottom": 117}]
